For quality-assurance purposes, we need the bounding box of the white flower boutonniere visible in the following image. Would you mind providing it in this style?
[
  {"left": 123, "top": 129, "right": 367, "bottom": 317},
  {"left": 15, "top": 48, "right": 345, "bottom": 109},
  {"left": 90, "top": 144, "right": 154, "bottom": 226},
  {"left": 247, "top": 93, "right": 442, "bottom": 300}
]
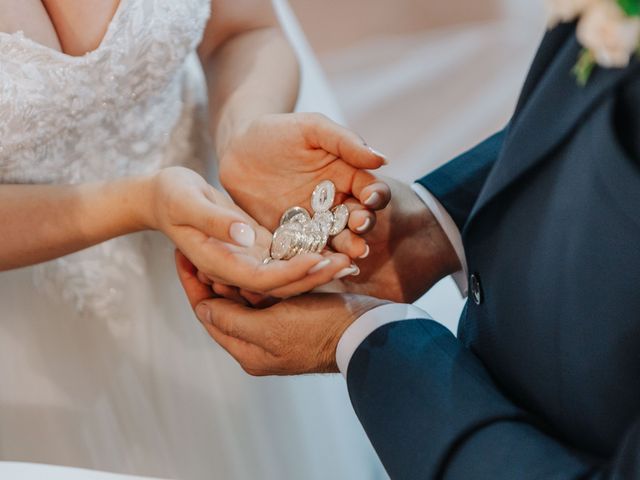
[{"left": 546, "top": 0, "right": 640, "bottom": 85}]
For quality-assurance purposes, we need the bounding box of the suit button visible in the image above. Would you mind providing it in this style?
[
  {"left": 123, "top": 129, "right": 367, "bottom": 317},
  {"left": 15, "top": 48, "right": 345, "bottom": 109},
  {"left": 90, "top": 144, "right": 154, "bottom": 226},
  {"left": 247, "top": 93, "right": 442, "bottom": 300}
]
[{"left": 470, "top": 273, "right": 483, "bottom": 305}]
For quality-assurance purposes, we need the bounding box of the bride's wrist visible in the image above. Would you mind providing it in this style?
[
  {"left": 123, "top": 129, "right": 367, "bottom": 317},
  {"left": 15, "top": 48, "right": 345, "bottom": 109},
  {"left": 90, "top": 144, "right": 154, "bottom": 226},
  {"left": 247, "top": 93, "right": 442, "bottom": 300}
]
[
  {"left": 117, "top": 174, "right": 158, "bottom": 232},
  {"left": 214, "top": 113, "right": 255, "bottom": 160}
]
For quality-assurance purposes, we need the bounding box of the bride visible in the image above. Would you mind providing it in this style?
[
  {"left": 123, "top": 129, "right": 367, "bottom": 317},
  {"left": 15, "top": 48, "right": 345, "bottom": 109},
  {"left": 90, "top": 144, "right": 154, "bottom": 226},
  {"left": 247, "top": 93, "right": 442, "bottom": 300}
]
[{"left": 0, "top": 0, "right": 389, "bottom": 478}]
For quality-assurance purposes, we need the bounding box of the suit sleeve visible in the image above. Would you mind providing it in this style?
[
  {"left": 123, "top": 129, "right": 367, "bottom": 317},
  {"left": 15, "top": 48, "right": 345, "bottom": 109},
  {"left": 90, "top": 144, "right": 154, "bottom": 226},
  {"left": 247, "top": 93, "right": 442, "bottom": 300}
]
[
  {"left": 346, "top": 318, "right": 639, "bottom": 479},
  {"left": 417, "top": 129, "right": 506, "bottom": 231}
]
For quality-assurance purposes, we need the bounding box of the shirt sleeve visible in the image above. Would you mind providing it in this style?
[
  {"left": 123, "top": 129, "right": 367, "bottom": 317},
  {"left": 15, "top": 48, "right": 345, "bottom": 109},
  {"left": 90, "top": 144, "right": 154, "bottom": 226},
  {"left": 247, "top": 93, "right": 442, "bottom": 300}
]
[
  {"left": 336, "top": 303, "right": 432, "bottom": 378},
  {"left": 411, "top": 183, "right": 468, "bottom": 297}
]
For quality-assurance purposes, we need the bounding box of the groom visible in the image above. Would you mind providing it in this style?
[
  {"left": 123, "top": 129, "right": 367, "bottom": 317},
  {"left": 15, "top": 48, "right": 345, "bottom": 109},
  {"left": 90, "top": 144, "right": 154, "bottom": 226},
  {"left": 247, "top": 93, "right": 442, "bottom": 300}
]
[{"left": 178, "top": 20, "right": 640, "bottom": 479}]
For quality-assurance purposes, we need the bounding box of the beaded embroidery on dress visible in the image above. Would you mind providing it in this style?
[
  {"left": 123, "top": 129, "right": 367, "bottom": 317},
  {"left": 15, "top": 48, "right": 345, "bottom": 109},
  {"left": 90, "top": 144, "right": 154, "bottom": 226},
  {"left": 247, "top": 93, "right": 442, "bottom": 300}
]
[{"left": 0, "top": 0, "right": 212, "bottom": 321}]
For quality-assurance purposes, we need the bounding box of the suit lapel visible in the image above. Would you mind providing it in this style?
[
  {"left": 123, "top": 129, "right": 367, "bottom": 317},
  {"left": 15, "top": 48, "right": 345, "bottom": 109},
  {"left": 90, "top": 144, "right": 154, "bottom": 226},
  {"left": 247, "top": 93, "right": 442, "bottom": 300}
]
[
  {"left": 464, "top": 29, "right": 640, "bottom": 232},
  {"left": 512, "top": 23, "right": 575, "bottom": 118}
]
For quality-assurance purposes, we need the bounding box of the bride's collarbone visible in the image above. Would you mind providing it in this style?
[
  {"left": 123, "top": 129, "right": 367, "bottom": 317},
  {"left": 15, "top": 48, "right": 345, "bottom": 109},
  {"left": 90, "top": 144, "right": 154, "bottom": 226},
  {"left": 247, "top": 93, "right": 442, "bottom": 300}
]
[{"left": 0, "top": 0, "right": 121, "bottom": 56}]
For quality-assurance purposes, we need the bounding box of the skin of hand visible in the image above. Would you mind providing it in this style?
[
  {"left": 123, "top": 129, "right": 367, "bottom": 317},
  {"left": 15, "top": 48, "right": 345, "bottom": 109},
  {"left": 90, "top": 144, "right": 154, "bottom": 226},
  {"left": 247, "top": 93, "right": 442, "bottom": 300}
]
[
  {"left": 201, "top": 177, "right": 462, "bottom": 306},
  {"left": 150, "top": 167, "right": 352, "bottom": 298},
  {"left": 176, "top": 251, "right": 388, "bottom": 375},
  {"left": 197, "top": 2, "right": 390, "bottom": 261},
  {"left": 329, "top": 177, "right": 462, "bottom": 303},
  {"left": 218, "top": 112, "right": 392, "bottom": 260}
]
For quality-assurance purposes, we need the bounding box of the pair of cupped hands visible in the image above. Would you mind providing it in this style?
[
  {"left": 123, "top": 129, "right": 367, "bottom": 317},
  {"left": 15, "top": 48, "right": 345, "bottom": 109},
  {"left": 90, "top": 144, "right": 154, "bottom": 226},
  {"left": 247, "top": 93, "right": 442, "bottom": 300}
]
[{"left": 162, "top": 113, "right": 411, "bottom": 376}]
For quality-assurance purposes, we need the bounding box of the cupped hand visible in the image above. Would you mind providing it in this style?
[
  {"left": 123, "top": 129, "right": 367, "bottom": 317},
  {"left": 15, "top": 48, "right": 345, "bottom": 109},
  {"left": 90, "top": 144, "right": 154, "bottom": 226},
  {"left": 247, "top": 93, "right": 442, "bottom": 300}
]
[
  {"left": 176, "top": 254, "right": 387, "bottom": 376},
  {"left": 324, "top": 178, "right": 463, "bottom": 303},
  {"left": 218, "top": 113, "right": 392, "bottom": 259},
  {"left": 149, "top": 166, "right": 352, "bottom": 297}
]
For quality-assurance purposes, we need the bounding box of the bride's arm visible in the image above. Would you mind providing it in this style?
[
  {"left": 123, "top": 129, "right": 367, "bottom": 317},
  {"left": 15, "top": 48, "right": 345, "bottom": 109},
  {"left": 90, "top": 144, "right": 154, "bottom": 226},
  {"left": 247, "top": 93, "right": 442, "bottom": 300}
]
[
  {"left": 198, "top": 1, "right": 391, "bottom": 260},
  {"left": 0, "top": 176, "right": 153, "bottom": 271},
  {"left": 198, "top": 0, "right": 298, "bottom": 157},
  {"left": 0, "top": 168, "right": 350, "bottom": 297}
]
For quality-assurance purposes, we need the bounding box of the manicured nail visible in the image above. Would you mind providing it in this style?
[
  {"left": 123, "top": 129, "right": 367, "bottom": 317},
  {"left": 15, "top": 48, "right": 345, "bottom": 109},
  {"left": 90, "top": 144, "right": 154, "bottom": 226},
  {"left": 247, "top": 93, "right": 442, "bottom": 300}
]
[
  {"left": 359, "top": 245, "right": 370, "bottom": 259},
  {"left": 356, "top": 217, "right": 372, "bottom": 233},
  {"left": 308, "top": 258, "right": 331, "bottom": 275},
  {"left": 196, "top": 304, "right": 212, "bottom": 325},
  {"left": 230, "top": 223, "right": 255, "bottom": 247},
  {"left": 333, "top": 265, "right": 359, "bottom": 280},
  {"left": 368, "top": 146, "right": 388, "bottom": 164},
  {"left": 364, "top": 192, "right": 381, "bottom": 208}
]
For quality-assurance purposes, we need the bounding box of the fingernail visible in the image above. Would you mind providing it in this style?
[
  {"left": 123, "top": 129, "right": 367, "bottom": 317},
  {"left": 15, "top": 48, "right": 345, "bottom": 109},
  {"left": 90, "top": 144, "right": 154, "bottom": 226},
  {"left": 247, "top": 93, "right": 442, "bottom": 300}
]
[
  {"left": 368, "top": 146, "right": 388, "bottom": 164},
  {"left": 333, "top": 265, "right": 359, "bottom": 280},
  {"left": 356, "top": 217, "right": 372, "bottom": 233},
  {"left": 308, "top": 258, "right": 331, "bottom": 275},
  {"left": 359, "top": 245, "right": 370, "bottom": 259},
  {"left": 364, "top": 192, "right": 381, "bottom": 208},
  {"left": 350, "top": 264, "right": 361, "bottom": 276},
  {"left": 230, "top": 223, "right": 255, "bottom": 247},
  {"left": 196, "top": 304, "right": 212, "bottom": 324}
]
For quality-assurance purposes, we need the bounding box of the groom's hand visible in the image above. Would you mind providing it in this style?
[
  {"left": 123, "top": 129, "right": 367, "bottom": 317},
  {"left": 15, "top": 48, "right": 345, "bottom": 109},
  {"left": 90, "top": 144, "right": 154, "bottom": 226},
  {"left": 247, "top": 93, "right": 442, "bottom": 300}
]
[
  {"left": 329, "top": 178, "right": 462, "bottom": 303},
  {"left": 218, "top": 113, "right": 391, "bottom": 260},
  {"left": 177, "top": 251, "right": 386, "bottom": 375}
]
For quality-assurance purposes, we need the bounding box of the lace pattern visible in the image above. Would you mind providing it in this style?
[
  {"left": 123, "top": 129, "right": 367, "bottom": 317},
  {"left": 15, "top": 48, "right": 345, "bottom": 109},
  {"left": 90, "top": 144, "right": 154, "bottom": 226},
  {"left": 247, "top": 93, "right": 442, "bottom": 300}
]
[{"left": 0, "top": 0, "right": 212, "bottom": 320}]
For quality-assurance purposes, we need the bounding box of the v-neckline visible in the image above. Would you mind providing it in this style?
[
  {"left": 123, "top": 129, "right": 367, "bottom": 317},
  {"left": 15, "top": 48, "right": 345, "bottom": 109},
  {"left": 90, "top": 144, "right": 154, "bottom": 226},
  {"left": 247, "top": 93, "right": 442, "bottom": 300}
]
[{"left": 0, "top": 0, "right": 127, "bottom": 64}]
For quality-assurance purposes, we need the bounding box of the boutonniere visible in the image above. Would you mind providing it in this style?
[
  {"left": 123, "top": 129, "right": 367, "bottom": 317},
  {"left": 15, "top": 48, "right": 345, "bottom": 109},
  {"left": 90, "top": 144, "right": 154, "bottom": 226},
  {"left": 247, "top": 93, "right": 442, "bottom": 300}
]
[{"left": 546, "top": 0, "right": 640, "bottom": 85}]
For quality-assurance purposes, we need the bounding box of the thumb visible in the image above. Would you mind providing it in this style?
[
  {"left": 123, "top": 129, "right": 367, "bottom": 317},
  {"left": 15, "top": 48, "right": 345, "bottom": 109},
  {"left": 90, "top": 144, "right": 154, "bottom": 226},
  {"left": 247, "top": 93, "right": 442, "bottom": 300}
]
[
  {"left": 184, "top": 195, "right": 257, "bottom": 248},
  {"left": 302, "top": 113, "right": 387, "bottom": 169}
]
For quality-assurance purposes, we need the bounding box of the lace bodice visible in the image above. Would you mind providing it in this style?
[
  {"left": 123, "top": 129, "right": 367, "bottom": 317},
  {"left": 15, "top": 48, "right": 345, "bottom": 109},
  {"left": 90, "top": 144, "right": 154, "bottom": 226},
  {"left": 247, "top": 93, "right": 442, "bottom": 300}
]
[{"left": 0, "top": 0, "right": 213, "bottom": 320}]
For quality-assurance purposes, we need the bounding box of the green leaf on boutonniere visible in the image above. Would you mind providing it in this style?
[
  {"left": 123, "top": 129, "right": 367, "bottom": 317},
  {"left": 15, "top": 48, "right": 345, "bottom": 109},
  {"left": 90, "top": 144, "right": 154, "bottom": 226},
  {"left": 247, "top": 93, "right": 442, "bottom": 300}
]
[
  {"left": 573, "top": 49, "right": 596, "bottom": 87},
  {"left": 618, "top": 0, "right": 640, "bottom": 16}
]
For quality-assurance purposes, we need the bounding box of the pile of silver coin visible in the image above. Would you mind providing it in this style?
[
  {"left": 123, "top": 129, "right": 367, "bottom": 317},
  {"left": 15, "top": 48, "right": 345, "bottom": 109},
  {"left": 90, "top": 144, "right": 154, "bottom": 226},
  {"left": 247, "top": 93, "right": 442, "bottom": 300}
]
[{"left": 269, "top": 180, "right": 349, "bottom": 261}]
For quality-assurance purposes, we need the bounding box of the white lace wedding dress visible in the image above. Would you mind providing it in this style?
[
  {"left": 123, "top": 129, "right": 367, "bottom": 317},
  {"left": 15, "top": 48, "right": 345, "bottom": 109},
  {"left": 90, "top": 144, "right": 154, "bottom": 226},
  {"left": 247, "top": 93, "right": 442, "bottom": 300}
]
[{"left": 0, "top": 1, "right": 383, "bottom": 478}]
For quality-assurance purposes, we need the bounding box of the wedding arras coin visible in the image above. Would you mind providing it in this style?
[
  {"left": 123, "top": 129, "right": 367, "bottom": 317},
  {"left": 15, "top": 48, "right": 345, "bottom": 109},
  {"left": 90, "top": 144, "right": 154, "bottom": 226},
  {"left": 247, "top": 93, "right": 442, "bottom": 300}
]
[
  {"left": 329, "top": 204, "right": 350, "bottom": 236},
  {"left": 313, "top": 211, "right": 334, "bottom": 236},
  {"left": 311, "top": 180, "right": 336, "bottom": 213},
  {"left": 271, "top": 223, "right": 302, "bottom": 260},
  {"left": 280, "top": 206, "right": 311, "bottom": 226},
  {"left": 270, "top": 181, "right": 352, "bottom": 260}
]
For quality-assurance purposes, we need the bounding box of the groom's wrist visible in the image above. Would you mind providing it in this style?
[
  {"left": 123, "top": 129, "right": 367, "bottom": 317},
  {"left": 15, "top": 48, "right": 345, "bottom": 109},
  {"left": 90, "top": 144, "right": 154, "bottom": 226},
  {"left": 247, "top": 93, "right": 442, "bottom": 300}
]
[{"left": 336, "top": 303, "right": 431, "bottom": 378}]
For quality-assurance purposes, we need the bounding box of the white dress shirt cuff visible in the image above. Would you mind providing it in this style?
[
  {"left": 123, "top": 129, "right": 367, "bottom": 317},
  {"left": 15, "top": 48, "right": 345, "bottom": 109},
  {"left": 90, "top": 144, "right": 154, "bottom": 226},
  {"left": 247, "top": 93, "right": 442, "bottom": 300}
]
[
  {"left": 411, "top": 183, "right": 469, "bottom": 296},
  {"left": 336, "top": 303, "right": 432, "bottom": 378}
]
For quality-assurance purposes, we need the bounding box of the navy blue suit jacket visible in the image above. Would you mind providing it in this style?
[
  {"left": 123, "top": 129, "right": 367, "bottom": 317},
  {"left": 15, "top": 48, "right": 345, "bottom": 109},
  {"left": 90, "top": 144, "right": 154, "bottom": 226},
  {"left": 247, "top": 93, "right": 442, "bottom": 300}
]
[{"left": 346, "top": 24, "right": 640, "bottom": 479}]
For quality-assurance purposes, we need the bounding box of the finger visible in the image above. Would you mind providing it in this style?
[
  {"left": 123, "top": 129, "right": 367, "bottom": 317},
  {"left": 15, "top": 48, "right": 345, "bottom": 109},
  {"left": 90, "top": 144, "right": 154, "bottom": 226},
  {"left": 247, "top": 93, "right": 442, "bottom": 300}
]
[
  {"left": 349, "top": 209, "right": 376, "bottom": 236},
  {"left": 212, "top": 283, "right": 249, "bottom": 306},
  {"left": 183, "top": 195, "right": 257, "bottom": 248},
  {"left": 196, "top": 298, "right": 269, "bottom": 348},
  {"left": 239, "top": 290, "right": 278, "bottom": 309},
  {"left": 176, "top": 227, "right": 314, "bottom": 292},
  {"left": 177, "top": 227, "right": 351, "bottom": 294},
  {"left": 352, "top": 177, "right": 392, "bottom": 211},
  {"left": 341, "top": 198, "right": 377, "bottom": 236},
  {"left": 267, "top": 252, "right": 352, "bottom": 298},
  {"left": 175, "top": 250, "right": 215, "bottom": 309},
  {"left": 300, "top": 113, "right": 387, "bottom": 170},
  {"left": 197, "top": 271, "right": 213, "bottom": 286},
  {"left": 246, "top": 252, "right": 352, "bottom": 293},
  {"left": 330, "top": 229, "right": 369, "bottom": 260}
]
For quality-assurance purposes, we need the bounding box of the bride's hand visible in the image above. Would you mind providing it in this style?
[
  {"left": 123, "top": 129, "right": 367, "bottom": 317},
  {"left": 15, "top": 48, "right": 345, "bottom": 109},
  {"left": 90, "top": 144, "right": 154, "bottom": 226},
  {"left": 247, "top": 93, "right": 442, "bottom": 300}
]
[
  {"left": 148, "top": 167, "right": 352, "bottom": 297},
  {"left": 218, "top": 113, "right": 391, "bottom": 260}
]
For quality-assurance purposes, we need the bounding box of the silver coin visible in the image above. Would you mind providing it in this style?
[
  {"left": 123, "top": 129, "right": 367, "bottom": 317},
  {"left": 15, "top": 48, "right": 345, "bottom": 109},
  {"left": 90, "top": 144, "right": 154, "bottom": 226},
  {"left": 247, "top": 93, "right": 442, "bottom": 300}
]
[
  {"left": 289, "top": 231, "right": 306, "bottom": 257},
  {"left": 302, "top": 220, "right": 320, "bottom": 237},
  {"left": 329, "top": 204, "right": 350, "bottom": 236},
  {"left": 271, "top": 225, "right": 299, "bottom": 260},
  {"left": 313, "top": 211, "right": 334, "bottom": 236},
  {"left": 300, "top": 230, "right": 316, "bottom": 253},
  {"left": 280, "top": 206, "right": 311, "bottom": 226},
  {"left": 314, "top": 232, "right": 329, "bottom": 253},
  {"left": 311, "top": 180, "right": 336, "bottom": 213}
]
